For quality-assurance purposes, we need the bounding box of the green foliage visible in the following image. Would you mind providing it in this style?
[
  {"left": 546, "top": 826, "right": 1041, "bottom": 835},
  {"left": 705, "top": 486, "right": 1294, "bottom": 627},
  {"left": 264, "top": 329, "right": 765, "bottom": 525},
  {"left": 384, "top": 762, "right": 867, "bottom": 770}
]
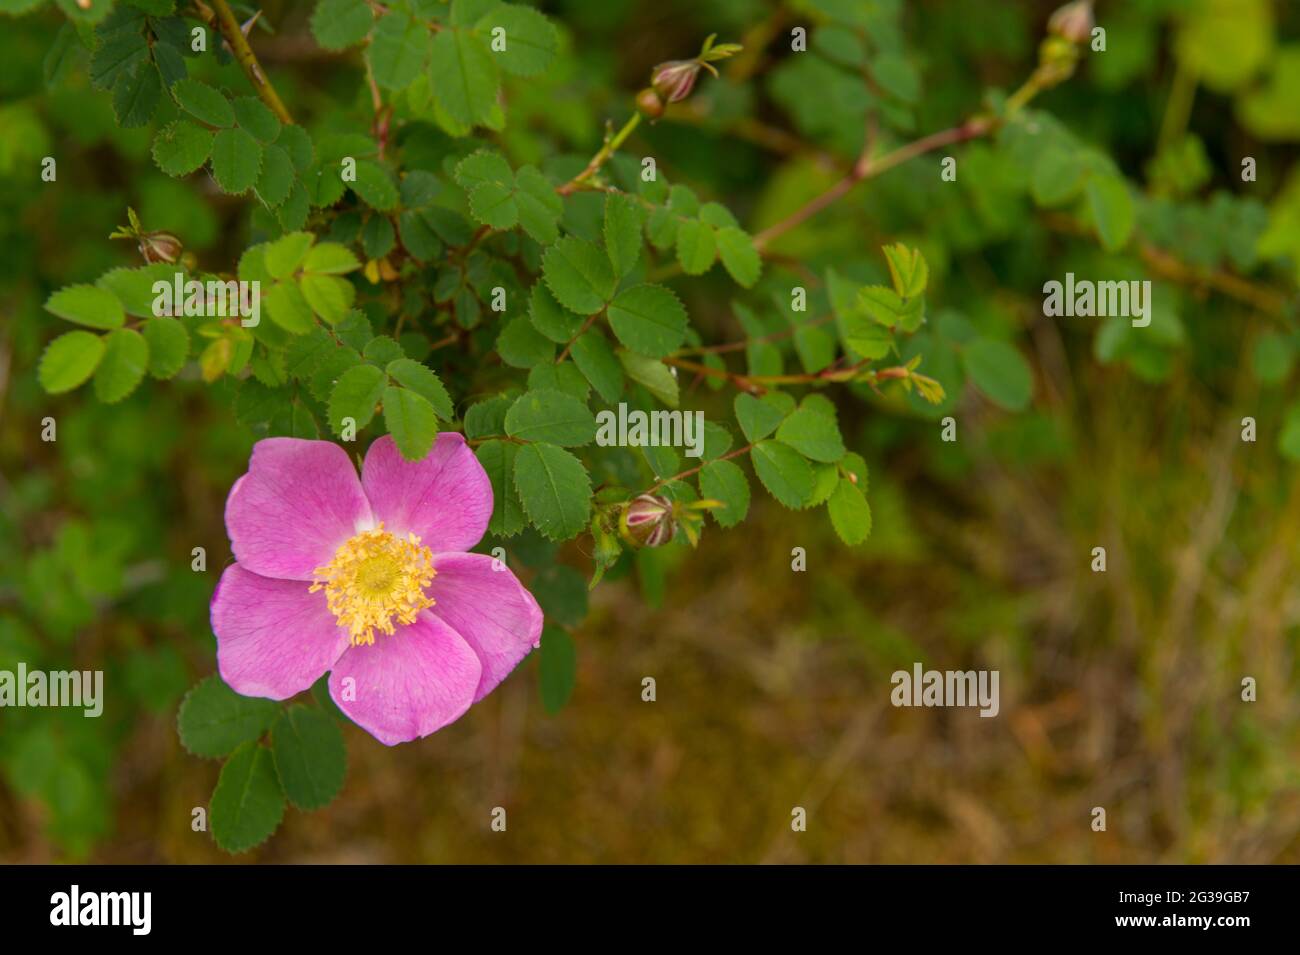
[
  {"left": 9, "top": 0, "right": 1300, "bottom": 861},
  {"left": 209, "top": 742, "right": 284, "bottom": 853},
  {"left": 270, "top": 705, "right": 346, "bottom": 811},
  {"left": 514, "top": 442, "right": 592, "bottom": 540},
  {"left": 178, "top": 675, "right": 280, "bottom": 758},
  {"left": 537, "top": 624, "right": 576, "bottom": 714}
]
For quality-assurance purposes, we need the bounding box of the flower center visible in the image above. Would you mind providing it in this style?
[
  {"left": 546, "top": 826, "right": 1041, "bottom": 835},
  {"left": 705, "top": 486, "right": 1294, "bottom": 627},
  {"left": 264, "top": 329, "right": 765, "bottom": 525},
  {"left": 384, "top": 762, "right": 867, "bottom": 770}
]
[{"left": 309, "top": 523, "right": 436, "bottom": 646}]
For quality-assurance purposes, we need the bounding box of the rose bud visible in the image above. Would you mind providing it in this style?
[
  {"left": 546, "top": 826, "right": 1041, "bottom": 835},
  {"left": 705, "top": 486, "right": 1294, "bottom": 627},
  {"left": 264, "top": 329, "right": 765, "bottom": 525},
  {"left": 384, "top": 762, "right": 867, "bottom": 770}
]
[
  {"left": 635, "top": 87, "right": 665, "bottom": 119},
  {"left": 651, "top": 59, "right": 701, "bottom": 104},
  {"left": 619, "top": 494, "right": 676, "bottom": 548},
  {"left": 138, "top": 230, "right": 183, "bottom": 264},
  {"left": 1048, "top": 1, "right": 1094, "bottom": 45}
]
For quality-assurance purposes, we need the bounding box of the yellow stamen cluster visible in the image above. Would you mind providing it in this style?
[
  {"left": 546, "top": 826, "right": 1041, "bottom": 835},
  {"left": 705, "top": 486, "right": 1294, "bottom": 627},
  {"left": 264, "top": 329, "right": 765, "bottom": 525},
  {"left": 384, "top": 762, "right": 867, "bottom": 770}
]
[{"left": 309, "top": 523, "right": 436, "bottom": 646}]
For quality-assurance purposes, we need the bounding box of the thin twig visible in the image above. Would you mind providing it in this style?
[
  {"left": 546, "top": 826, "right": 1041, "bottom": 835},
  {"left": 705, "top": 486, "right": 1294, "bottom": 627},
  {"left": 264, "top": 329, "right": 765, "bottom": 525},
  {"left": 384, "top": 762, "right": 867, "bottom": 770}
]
[
  {"left": 557, "top": 112, "right": 643, "bottom": 196},
  {"left": 752, "top": 116, "right": 992, "bottom": 251},
  {"left": 200, "top": 0, "right": 294, "bottom": 124},
  {"left": 647, "top": 444, "right": 753, "bottom": 493}
]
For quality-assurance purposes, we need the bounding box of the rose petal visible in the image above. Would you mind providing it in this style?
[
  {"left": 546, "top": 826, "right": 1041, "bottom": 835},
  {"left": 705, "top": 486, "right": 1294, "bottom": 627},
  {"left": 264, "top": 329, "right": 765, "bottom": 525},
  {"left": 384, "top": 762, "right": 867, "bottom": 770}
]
[
  {"left": 426, "top": 552, "right": 543, "bottom": 703},
  {"left": 225, "top": 438, "right": 373, "bottom": 580},
  {"left": 212, "top": 563, "right": 351, "bottom": 700},
  {"left": 328, "top": 611, "right": 482, "bottom": 746},
  {"left": 360, "top": 433, "right": 492, "bottom": 553}
]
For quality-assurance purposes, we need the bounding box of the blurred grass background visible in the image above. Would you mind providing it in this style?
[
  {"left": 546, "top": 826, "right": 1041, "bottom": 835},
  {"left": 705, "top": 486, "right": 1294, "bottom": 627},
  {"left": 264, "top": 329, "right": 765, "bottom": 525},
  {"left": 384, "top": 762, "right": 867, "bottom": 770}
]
[{"left": 3, "top": 0, "right": 1300, "bottom": 862}]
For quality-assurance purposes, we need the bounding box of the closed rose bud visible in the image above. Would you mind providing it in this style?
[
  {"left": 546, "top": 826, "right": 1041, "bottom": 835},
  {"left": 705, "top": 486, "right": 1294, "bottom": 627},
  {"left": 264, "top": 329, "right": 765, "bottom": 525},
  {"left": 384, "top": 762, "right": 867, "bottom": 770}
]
[
  {"left": 1036, "top": 35, "right": 1080, "bottom": 86},
  {"left": 620, "top": 494, "right": 676, "bottom": 548},
  {"left": 651, "top": 59, "right": 700, "bottom": 104},
  {"left": 635, "top": 87, "right": 664, "bottom": 119},
  {"left": 1048, "top": 1, "right": 1094, "bottom": 45},
  {"left": 138, "top": 230, "right": 183, "bottom": 264}
]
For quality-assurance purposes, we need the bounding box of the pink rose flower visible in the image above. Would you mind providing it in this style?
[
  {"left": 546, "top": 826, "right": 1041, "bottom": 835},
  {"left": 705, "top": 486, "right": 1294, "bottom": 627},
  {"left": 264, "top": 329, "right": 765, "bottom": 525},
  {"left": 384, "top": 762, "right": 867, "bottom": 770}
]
[{"left": 210, "top": 434, "right": 543, "bottom": 745}]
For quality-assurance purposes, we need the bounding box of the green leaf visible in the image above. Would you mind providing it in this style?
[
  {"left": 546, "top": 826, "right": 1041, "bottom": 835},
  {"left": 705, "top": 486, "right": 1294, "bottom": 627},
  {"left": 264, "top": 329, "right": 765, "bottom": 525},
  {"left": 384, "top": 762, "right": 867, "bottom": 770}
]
[
  {"left": 465, "top": 394, "right": 513, "bottom": 439},
  {"left": 529, "top": 361, "right": 589, "bottom": 400},
  {"left": 859, "top": 285, "right": 921, "bottom": 329},
  {"left": 308, "top": 344, "right": 363, "bottom": 401},
  {"left": 368, "top": 13, "right": 429, "bottom": 90},
  {"left": 386, "top": 358, "right": 453, "bottom": 419},
  {"left": 382, "top": 385, "right": 439, "bottom": 460},
  {"left": 775, "top": 399, "right": 845, "bottom": 463},
  {"left": 827, "top": 477, "right": 871, "bottom": 545},
  {"left": 92, "top": 328, "right": 149, "bottom": 403},
  {"left": 702, "top": 421, "right": 734, "bottom": 460},
  {"left": 882, "top": 242, "right": 928, "bottom": 298},
  {"left": 513, "top": 442, "right": 592, "bottom": 540},
  {"left": 96, "top": 264, "right": 174, "bottom": 318},
  {"left": 532, "top": 565, "right": 588, "bottom": 626},
  {"left": 1086, "top": 174, "right": 1135, "bottom": 252},
  {"left": 328, "top": 362, "right": 386, "bottom": 432},
  {"left": 570, "top": 330, "right": 624, "bottom": 404},
  {"left": 497, "top": 315, "right": 555, "bottom": 367},
  {"left": 529, "top": 281, "right": 584, "bottom": 343},
  {"left": 152, "top": 119, "right": 214, "bottom": 176},
  {"left": 264, "top": 231, "right": 315, "bottom": 279},
  {"left": 351, "top": 160, "right": 400, "bottom": 211},
  {"left": 505, "top": 388, "right": 597, "bottom": 446},
  {"left": 617, "top": 349, "right": 678, "bottom": 407},
  {"left": 429, "top": 26, "right": 499, "bottom": 129},
  {"left": 171, "top": 77, "right": 235, "bottom": 127},
  {"left": 699, "top": 201, "right": 739, "bottom": 229},
  {"left": 254, "top": 143, "right": 295, "bottom": 207},
  {"left": 1031, "top": 148, "right": 1087, "bottom": 207},
  {"left": 794, "top": 322, "right": 836, "bottom": 373},
  {"left": 734, "top": 392, "right": 786, "bottom": 443},
  {"left": 278, "top": 181, "right": 311, "bottom": 231},
  {"left": 153, "top": 39, "right": 186, "bottom": 88},
  {"left": 277, "top": 124, "right": 315, "bottom": 173},
  {"left": 269, "top": 705, "right": 346, "bottom": 811},
  {"left": 606, "top": 284, "right": 688, "bottom": 358},
  {"left": 210, "top": 742, "right": 285, "bottom": 854},
  {"left": 399, "top": 210, "right": 443, "bottom": 260},
  {"left": 177, "top": 675, "right": 280, "bottom": 758},
  {"left": 400, "top": 169, "right": 441, "bottom": 207},
  {"left": 301, "top": 274, "right": 356, "bottom": 324},
  {"left": 468, "top": 179, "right": 518, "bottom": 229},
  {"left": 90, "top": 31, "right": 148, "bottom": 91},
  {"left": 716, "top": 226, "right": 761, "bottom": 288},
  {"left": 603, "top": 191, "right": 645, "bottom": 277},
  {"left": 304, "top": 242, "right": 361, "bottom": 275},
  {"left": 962, "top": 338, "right": 1033, "bottom": 412},
  {"left": 141, "top": 317, "right": 189, "bottom": 379},
  {"left": 537, "top": 624, "right": 576, "bottom": 713},
  {"left": 112, "top": 61, "right": 161, "bottom": 128},
  {"left": 699, "top": 459, "right": 750, "bottom": 528},
  {"left": 45, "top": 284, "right": 125, "bottom": 329},
  {"left": 676, "top": 218, "right": 717, "bottom": 275},
  {"left": 477, "top": 2, "right": 559, "bottom": 78},
  {"left": 455, "top": 148, "right": 513, "bottom": 190},
  {"left": 264, "top": 281, "right": 315, "bottom": 334},
  {"left": 38, "top": 331, "right": 105, "bottom": 394},
  {"left": 1174, "top": 0, "right": 1272, "bottom": 94},
  {"left": 542, "top": 235, "right": 616, "bottom": 314},
  {"left": 475, "top": 439, "right": 526, "bottom": 536},
  {"left": 310, "top": 0, "right": 374, "bottom": 51},
  {"left": 750, "top": 439, "right": 816, "bottom": 508},
  {"left": 232, "top": 95, "right": 281, "bottom": 143},
  {"left": 211, "top": 127, "right": 263, "bottom": 194},
  {"left": 363, "top": 335, "right": 405, "bottom": 366},
  {"left": 513, "top": 165, "right": 562, "bottom": 243},
  {"left": 872, "top": 51, "right": 921, "bottom": 101}
]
